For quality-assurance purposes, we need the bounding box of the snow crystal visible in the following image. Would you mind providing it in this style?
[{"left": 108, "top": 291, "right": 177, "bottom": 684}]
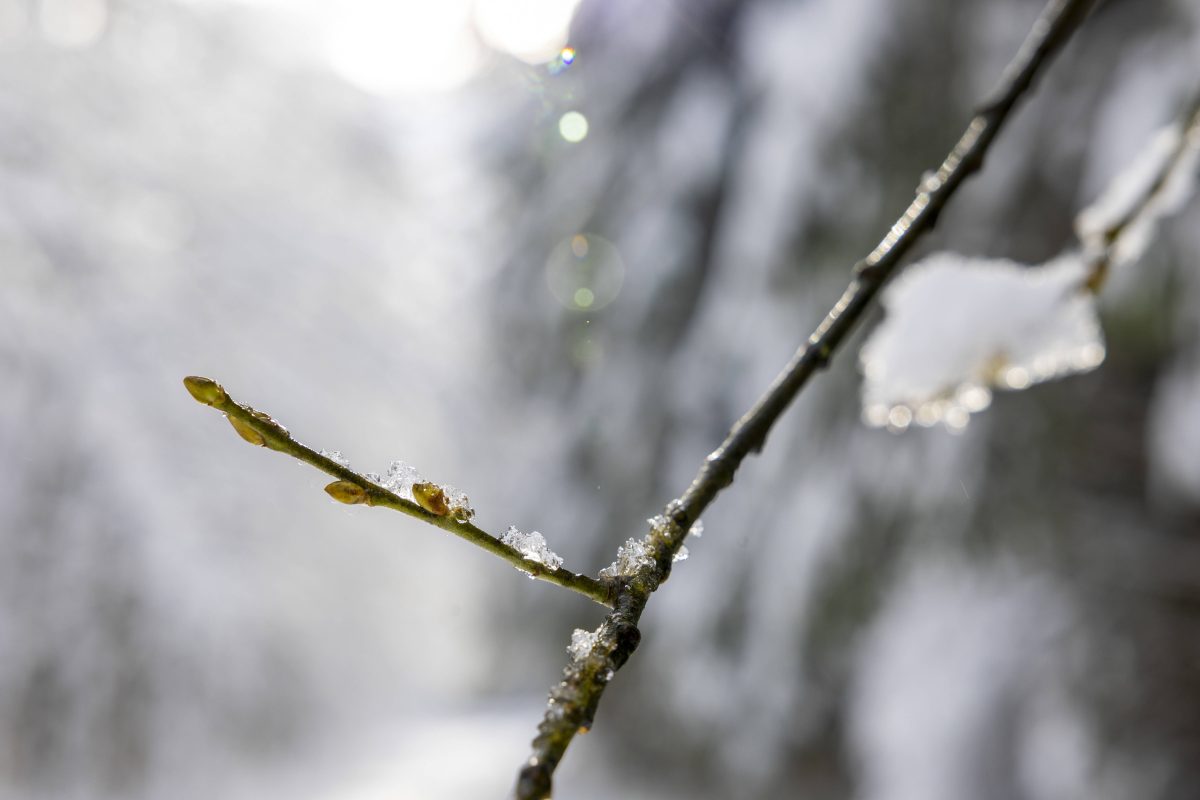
[
  {"left": 688, "top": 520, "right": 704, "bottom": 538},
  {"left": 319, "top": 450, "right": 350, "bottom": 468},
  {"left": 673, "top": 545, "right": 690, "bottom": 563},
  {"left": 647, "top": 514, "right": 671, "bottom": 536},
  {"left": 568, "top": 627, "right": 600, "bottom": 662},
  {"left": 859, "top": 253, "right": 1105, "bottom": 431},
  {"left": 382, "top": 460, "right": 422, "bottom": 497},
  {"left": 599, "top": 537, "right": 656, "bottom": 579},
  {"left": 440, "top": 484, "right": 474, "bottom": 522},
  {"left": 364, "top": 472, "right": 382, "bottom": 485},
  {"left": 1076, "top": 119, "right": 1200, "bottom": 270},
  {"left": 500, "top": 526, "right": 563, "bottom": 572}
]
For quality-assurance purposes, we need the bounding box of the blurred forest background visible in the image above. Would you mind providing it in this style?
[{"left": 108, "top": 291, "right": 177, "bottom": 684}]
[{"left": 2, "top": 0, "right": 1200, "bottom": 798}]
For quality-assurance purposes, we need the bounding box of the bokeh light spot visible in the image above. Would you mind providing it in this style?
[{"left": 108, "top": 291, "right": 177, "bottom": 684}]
[
  {"left": 570, "top": 234, "right": 588, "bottom": 258},
  {"left": 558, "top": 111, "right": 588, "bottom": 143},
  {"left": 546, "top": 233, "right": 624, "bottom": 312},
  {"left": 573, "top": 288, "right": 594, "bottom": 308}
]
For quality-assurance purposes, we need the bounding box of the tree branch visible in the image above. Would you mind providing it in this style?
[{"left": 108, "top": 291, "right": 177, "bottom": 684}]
[
  {"left": 1082, "top": 91, "right": 1200, "bottom": 291},
  {"left": 515, "top": 0, "right": 1101, "bottom": 795},
  {"left": 181, "top": 376, "right": 614, "bottom": 608}
]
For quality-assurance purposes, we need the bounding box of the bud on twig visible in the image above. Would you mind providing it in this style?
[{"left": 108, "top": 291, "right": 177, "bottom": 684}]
[
  {"left": 183, "top": 376, "right": 227, "bottom": 406},
  {"left": 227, "top": 415, "right": 265, "bottom": 446},
  {"left": 324, "top": 480, "right": 367, "bottom": 505},
  {"left": 412, "top": 482, "right": 450, "bottom": 516}
]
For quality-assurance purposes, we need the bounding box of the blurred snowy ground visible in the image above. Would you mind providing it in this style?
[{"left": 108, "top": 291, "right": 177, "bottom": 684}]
[{"left": 2, "top": 1, "right": 1199, "bottom": 799}]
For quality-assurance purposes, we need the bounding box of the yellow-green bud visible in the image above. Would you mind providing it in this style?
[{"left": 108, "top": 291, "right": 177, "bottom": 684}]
[
  {"left": 226, "top": 415, "right": 265, "bottom": 446},
  {"left": 412, "top": 482, "right": 450, "bottom": 516},
  {"left": 325, "top": 480, "right": 368, "bottom": 505},
  {"left": 183, "top": 376, "right": 227, "bottom": 406}
]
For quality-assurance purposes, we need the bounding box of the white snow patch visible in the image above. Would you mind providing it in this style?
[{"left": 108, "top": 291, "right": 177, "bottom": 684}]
[
  {"left": 860, "top": 253, "right": 1105, "bottom": 431},
  {"left": 499, "top": 526, "right": 563, "bottom": 572},
  {"left": 1076, "top": 118, "right": 1200, "bottom": 270}
]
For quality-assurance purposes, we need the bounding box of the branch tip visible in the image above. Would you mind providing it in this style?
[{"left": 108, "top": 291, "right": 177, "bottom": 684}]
[{"left": 183, "top": 375, "right": 227, "bottom": 406}]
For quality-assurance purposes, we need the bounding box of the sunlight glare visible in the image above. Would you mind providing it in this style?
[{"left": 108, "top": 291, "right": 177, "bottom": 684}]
[
  {"left": 324, "top": 1, "right": 482, "bottom": 95},
  {"left": 38, "top": 0, "right": 108, "bottom": 48},
  {"left": 473, "top": 0, "right": 583, "bottom": 64}
]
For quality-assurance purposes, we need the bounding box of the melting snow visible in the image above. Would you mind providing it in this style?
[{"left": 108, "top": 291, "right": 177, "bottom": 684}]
[
  {"left": 859, "top": 253, "right": 1105, "bottom": 431},
  {"left": 1076, "top": 118, "right": 1200, "bottom": 270},
  {"left": 599, "top": 537, "right": 656, "bottom": 579},
  {"left": 499, "top": 526, "right": 563, "bottom": 572}
]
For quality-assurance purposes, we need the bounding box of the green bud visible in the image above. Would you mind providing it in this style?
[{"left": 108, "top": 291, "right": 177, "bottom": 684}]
[
  {"left": 226, "top": 414, "right": 265, "bottom": 446},
  {"left": 183, "top": 376, "right": 227, "bottom": 406},
  {"left": 325, "top": 480, "right": 367, "bottom": 505},
  {"left": 412, "top": 481, "right": 450, "bottom": 516}
]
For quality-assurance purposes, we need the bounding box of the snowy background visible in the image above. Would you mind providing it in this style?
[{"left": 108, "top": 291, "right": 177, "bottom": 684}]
[{"left": 2, "top": 0, "right": 1200, "bottom": 798}]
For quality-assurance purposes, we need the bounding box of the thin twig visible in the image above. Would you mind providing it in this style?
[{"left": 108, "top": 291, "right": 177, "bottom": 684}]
[
  {"left": 1083, "top": 93, "right": 1200, "bottom": 291},
  {"left": 181, "top": 376, "right": 614, "bottom": 608},
  {"left": 514, "top": 0, "right": 1100, "bottom": 796}
]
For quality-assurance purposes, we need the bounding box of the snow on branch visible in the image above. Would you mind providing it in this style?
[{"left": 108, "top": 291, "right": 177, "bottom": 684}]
[
  {"left": 181, "top": 376, "right": 611, "bottom": 607},
  {"left": 515, "top": 1, "right": 1101, "bottom": 796},
  {"left": 860, "top": 253, "right": 1104, "bottom": 431},
  {"left": 859, "top": 97, "right": 1200, "bottom": 431}
]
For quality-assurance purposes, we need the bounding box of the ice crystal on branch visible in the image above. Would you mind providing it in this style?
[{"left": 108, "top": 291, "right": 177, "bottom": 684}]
[
  {"left": 319, "top": 449, "right": 350, "bottom": 468},
  {"left": 599, "top": 537, "right": 656, "bottom": 579},
  {"left": 440, "top": 485, "right": 474, "bottom": 522},
  {"left": 688, "top": 520, "right": 704, "bottom": 538},
  {"left": 382, "top": 460, "right": 421, "bottom": 497},
  {"left": 500, "top": 526, "right": 563, "bottom": 572},
  {"left": 567, "top": 627, "right": 600, "bottom": 662},
  {"left": 859, "top": 253, "right": 1105, "bottom": 431},
  {"left": 366, "top": 460, "right": 474, "bottom": 521}
]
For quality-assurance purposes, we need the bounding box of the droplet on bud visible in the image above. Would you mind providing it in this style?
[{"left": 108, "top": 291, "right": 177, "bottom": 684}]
[
  {"left": 412, "top": 481, "right": 450, "bottom": 516},
  {"left": 227, "top": 415, "right": 265, "bottom": 446},
  {"left": 183, "top": 376, "right": 227, "bottom": 406},
  {"left": 325, "top": 480, "right": 367, "bottom": 505}
]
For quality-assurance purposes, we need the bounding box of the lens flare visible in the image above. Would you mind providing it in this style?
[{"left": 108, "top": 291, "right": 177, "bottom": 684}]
[
  {"left": 546, "top": 233, "right": 624, "bottom": 312},
  {"left": 558, "top": 111, "right": 588, "bottom": 143}
]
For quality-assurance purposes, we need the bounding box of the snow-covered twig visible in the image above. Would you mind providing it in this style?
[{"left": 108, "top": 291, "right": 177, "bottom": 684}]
[
  {"left": 1076, "top": 93, "right": 1200, "bottom": 286},
  {"left": 514, "top": 0, "right": 1100, "bottom": 796},
  {"left": 181, "top": 376, "right": 613, "bottom": 607},
  {"left": 858, "top": 93, "right": 1200, "bottom": 430}
]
